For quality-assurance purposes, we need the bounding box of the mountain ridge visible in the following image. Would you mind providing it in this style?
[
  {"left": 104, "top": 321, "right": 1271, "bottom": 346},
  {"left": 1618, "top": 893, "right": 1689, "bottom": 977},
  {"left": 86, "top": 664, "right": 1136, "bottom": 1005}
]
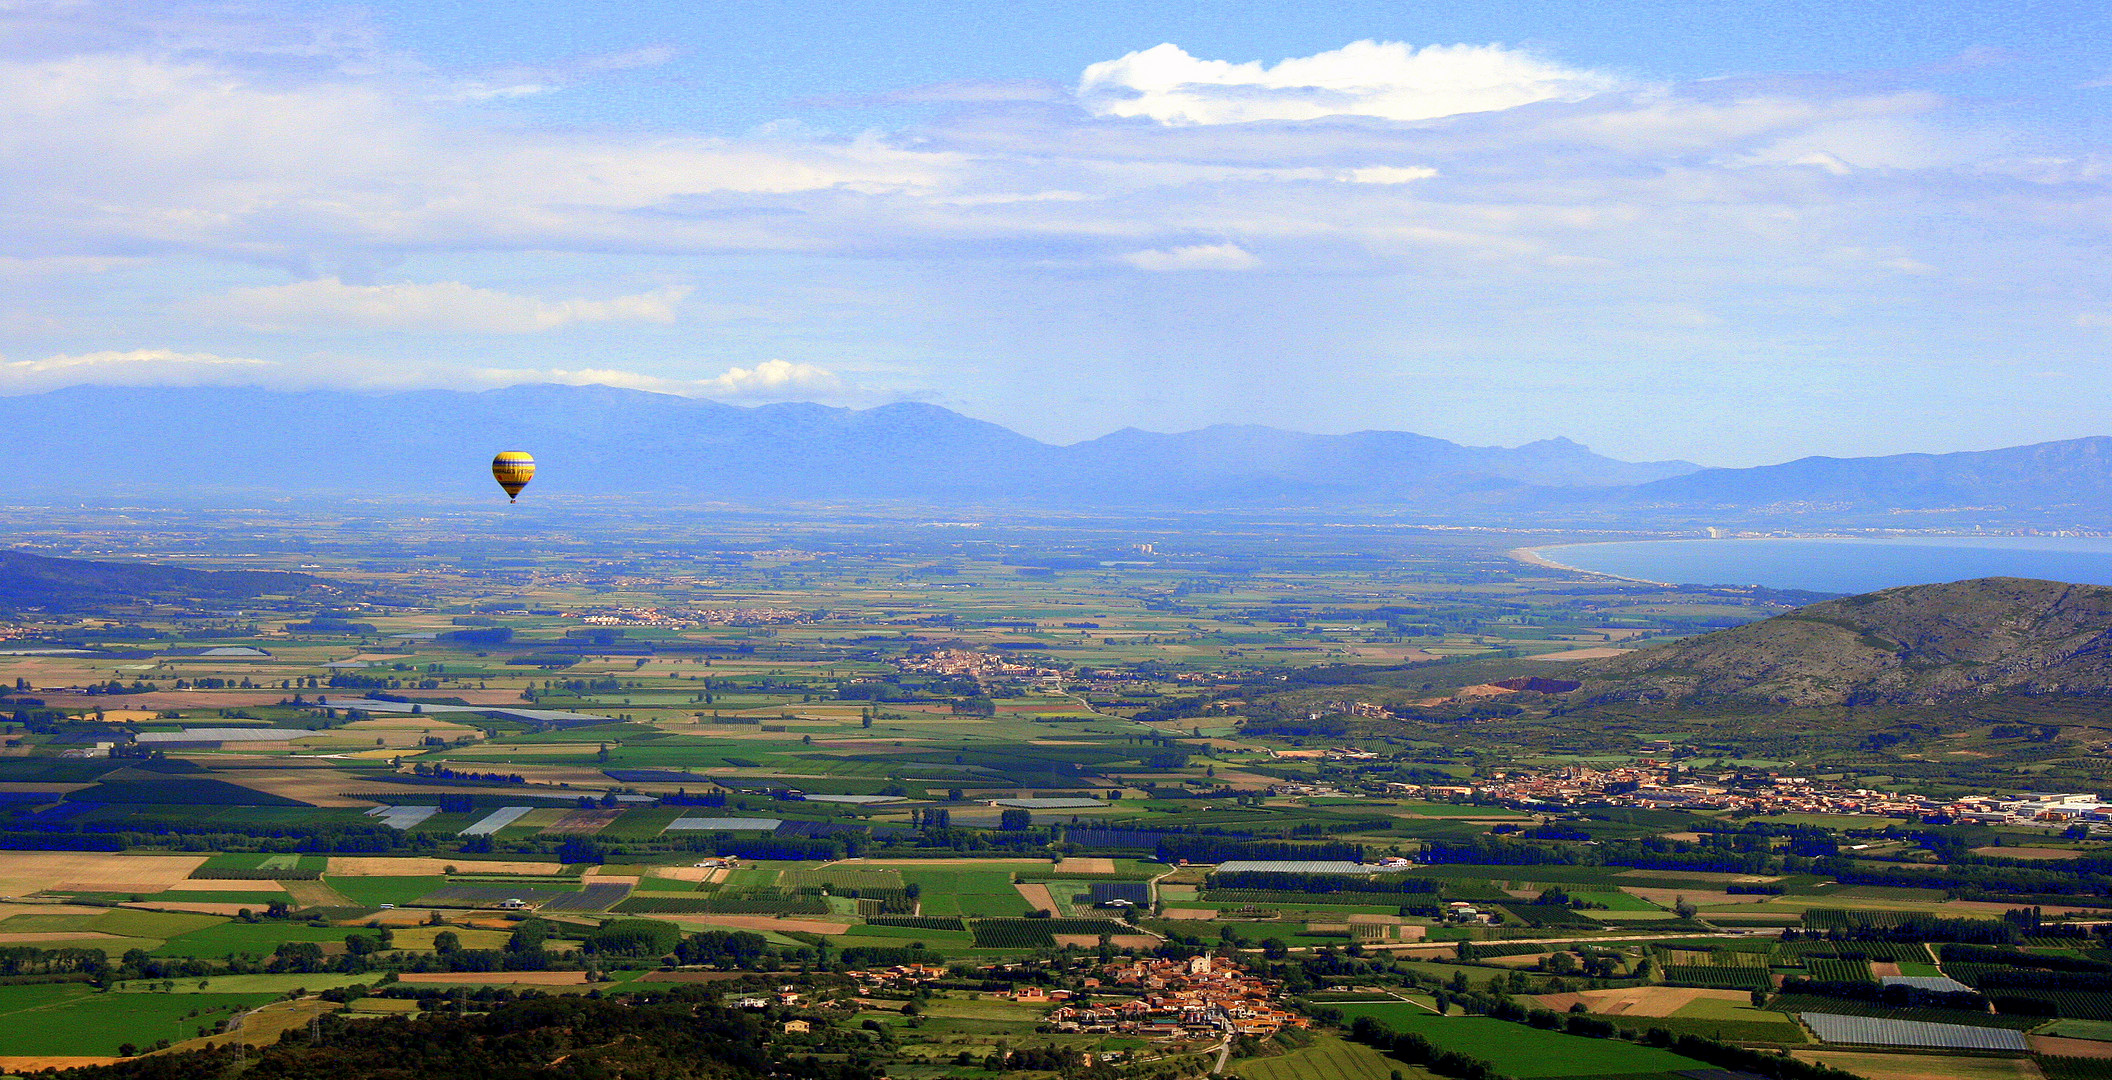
[
  {"left": 2, "top": 383, "right": 2106, "bottom": 521},
  {"left": 1584, "top": 577, "right": 2112, "bottom": 706}
]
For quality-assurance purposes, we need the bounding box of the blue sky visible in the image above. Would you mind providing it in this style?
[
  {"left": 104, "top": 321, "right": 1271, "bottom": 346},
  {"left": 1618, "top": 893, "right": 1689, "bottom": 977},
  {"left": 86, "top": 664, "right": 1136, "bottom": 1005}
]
[{"left": 1, "top": 0, "right": 2109, "bottom": 464}]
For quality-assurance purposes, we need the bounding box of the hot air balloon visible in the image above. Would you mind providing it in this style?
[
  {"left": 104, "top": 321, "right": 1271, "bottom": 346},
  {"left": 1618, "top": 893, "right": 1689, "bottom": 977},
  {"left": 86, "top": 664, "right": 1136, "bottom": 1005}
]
[{"left": 491, "top": 451, "right": 536, "bottom": 502}]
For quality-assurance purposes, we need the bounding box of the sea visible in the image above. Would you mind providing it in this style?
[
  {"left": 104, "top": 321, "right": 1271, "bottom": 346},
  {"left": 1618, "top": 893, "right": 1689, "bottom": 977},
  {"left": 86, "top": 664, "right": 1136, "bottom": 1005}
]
[{"left": 1530, "top": 536, "right": 2112, "bottom": 595}]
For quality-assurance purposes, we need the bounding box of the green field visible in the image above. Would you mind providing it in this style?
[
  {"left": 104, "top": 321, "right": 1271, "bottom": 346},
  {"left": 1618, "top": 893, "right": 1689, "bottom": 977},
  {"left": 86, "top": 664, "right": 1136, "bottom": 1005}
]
[
  {"left": 897, "top": 869, "right": 1028, "bottom": 917},
  {"left": 1231, "top": 1035, "right": 1404, "bottom": 1080},
  {"left": 149, "top": 921, "right": 361, "bottom": 958},
  {"left": 114, "top": 973, "right": 374, "bottom": 994},
  {"left": 323, "top": 875, "right": 451, "bottom": 907},
  {"left": 0, "top": 984, "right": 277, "bottom": 1055},
  {"left": 1325, "top": 1005, "right": 1706, "bottom": 1078}
]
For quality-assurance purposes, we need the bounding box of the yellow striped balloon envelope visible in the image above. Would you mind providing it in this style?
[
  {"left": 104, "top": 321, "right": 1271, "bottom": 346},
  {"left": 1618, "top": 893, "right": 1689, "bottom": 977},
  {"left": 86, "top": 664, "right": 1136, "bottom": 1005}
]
[{"left": 491, "top": 451, "right": 536, "bottom": 502}]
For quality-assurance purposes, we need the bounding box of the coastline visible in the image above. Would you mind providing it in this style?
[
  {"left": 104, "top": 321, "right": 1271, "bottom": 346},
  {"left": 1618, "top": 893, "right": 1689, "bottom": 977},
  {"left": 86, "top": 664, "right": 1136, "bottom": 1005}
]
[{"left": 1507, "top": 545, "right": 1675, "bottom": 587}]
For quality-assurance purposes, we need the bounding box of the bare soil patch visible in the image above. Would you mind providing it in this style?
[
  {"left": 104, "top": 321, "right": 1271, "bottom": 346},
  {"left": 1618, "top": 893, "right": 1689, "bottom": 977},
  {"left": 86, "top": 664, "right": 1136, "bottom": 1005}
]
[
  {"left": 0, "top": 852, "right": 206, "bottom": 895},
  {"left": 1055, "top": 934, "right": 1159, "bottom": 949},
  {"left": 1161, "top": 909, "right": 1218, "bottom": 920},
  {"left": 542, "top": 809, "right": 624, "bottom": 834},
  {"left": 1538, "top": 986, "right": 1748, "bottom": 1017},
  {"left": 1014, "top": 883, "right": 1058, "bottom": 913},
  {"left": 1486, "top": 953, "right": 1555, "bottom": 967},
  {"left": 1974, "top": 846, "right": 2082, "bottom": 860},
  {"left": 282, "top": 880, "right": 353, "bottom": 908},
  {"left": 2035, "top": 1035, "right": 2112, "bottom": 1058}
]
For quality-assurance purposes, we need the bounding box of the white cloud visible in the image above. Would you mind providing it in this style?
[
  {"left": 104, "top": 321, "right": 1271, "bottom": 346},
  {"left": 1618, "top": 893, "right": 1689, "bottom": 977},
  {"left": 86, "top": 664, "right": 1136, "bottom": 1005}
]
[
  {"left": 1344, "top": 165, "right": 1439, "bottom": 184},
  {"left": 1117, "top": 244, "right": 1261, "bottom": 271},
  {"left": 473, "top": 359, "right": 869, "bottom": 403},
  {"left": 701, "top": 359, "right": 847, "bottom": 397},
  {"left": 188, "top": 279, "right": 691, "bottom": 333},
  {"left": 1077, "top": 41, "right": 1626, "bottom": 126},
  {"left": 0, "top": 348, "right": 274, "bottom": 391}
]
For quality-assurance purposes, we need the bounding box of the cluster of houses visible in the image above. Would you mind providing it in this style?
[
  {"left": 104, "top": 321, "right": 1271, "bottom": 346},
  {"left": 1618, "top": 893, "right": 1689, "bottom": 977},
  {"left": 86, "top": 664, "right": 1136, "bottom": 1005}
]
[
  {"left": 1044, "top": 954, "right": 1307, "bottom": 1039},
  {"left": 895, "top": 648, "right": 1054, "bottom": 685},
  {"left": 1379, "top": 765, "right": 2112, "bottom": 826}
]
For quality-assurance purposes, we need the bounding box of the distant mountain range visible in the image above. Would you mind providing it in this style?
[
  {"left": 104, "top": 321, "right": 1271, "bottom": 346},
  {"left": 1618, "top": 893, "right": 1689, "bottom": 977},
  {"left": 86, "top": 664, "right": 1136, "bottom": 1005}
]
[
  {"left": 1586, "top": 577, "right": 2112, "bottom": 706},
  {"left": 0, "top": 384, "right": 2103, "bottom": 522},
  {"left": 0, "top": 384, "right": 1696, "bottom": 503}
]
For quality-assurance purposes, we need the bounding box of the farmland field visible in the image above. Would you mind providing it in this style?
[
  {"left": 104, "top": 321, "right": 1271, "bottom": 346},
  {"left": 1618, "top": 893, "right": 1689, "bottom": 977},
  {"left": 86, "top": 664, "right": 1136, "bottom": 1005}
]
[
  {"left": 0, "top": 985, "right": 277, "bottom": 1056},
  {"left": 1323, "top": 1005, "right": 1707, "bottom": 1077},
  {"left": 1230, "top": 1035, "right": 1402, "bottom": 1080}
]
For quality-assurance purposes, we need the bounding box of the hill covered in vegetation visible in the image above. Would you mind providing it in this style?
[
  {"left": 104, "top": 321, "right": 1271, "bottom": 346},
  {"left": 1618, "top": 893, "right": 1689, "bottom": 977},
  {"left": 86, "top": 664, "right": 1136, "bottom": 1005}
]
[
  {"left": 0, "top": 550, "right": 350, "bottom": 613},
  {"left": 1585, "top": 577, "right": 2112, "bottom": 707}
]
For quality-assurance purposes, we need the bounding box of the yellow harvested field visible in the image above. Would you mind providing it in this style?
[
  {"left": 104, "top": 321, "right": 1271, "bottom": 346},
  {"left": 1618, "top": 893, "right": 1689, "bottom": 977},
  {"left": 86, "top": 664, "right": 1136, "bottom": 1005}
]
[
  {"left": 1791, "top": 1050, "right": 2042, "bottom": 1080},
  {"left": 67, "top": 710, "right": 161, "bottom": 723},
  {"left": 667, "top": 914, "right": 853, "bottom": 935},
  {"left": 391, "top": 926, "right": 510, "bottom": 951},
  {"left": 0, "top": 903, "right": 112, "bottom": 920},
  {"left": 394, "top": 971, "right": 588, "bottom": 985},
  {"left": 337, "top": 717, "right": 482, "bottom": 733},
  {"left": 1054, "top": 857, "right": 1118, "bottom": 874},
  {"left": 0, "top": 1057, "right": 123, "bottom": 1070},
  {"left": 165, "top": 877, "right": 288, "bottom": 892},
  {"left": 0, "top": 852, "right": 206, "bottom": 895},
  {"left": 216, "top": 769, "right": 379, "bottom": 808},
  {"left": 121, "top": 902, "right": 258, "bottom": 916},
  {"left": 1014, "top": 883, "right": 1058, "bottom": 913},
  {"left": 187, "top": 998, "right": 343, "bottom": 1051},
  {"left": 645, "top": 866, "right": 717, "bottom": 883},
  {"left": 328, "top": 857, "right": 561, "bottom": 876}
]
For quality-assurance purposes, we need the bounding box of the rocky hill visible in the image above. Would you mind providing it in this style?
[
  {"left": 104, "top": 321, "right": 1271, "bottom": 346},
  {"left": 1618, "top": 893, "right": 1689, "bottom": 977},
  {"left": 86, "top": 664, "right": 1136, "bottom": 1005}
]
[{"left": 1586, "top": 577, "right": 2112, "bottom": 706}]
